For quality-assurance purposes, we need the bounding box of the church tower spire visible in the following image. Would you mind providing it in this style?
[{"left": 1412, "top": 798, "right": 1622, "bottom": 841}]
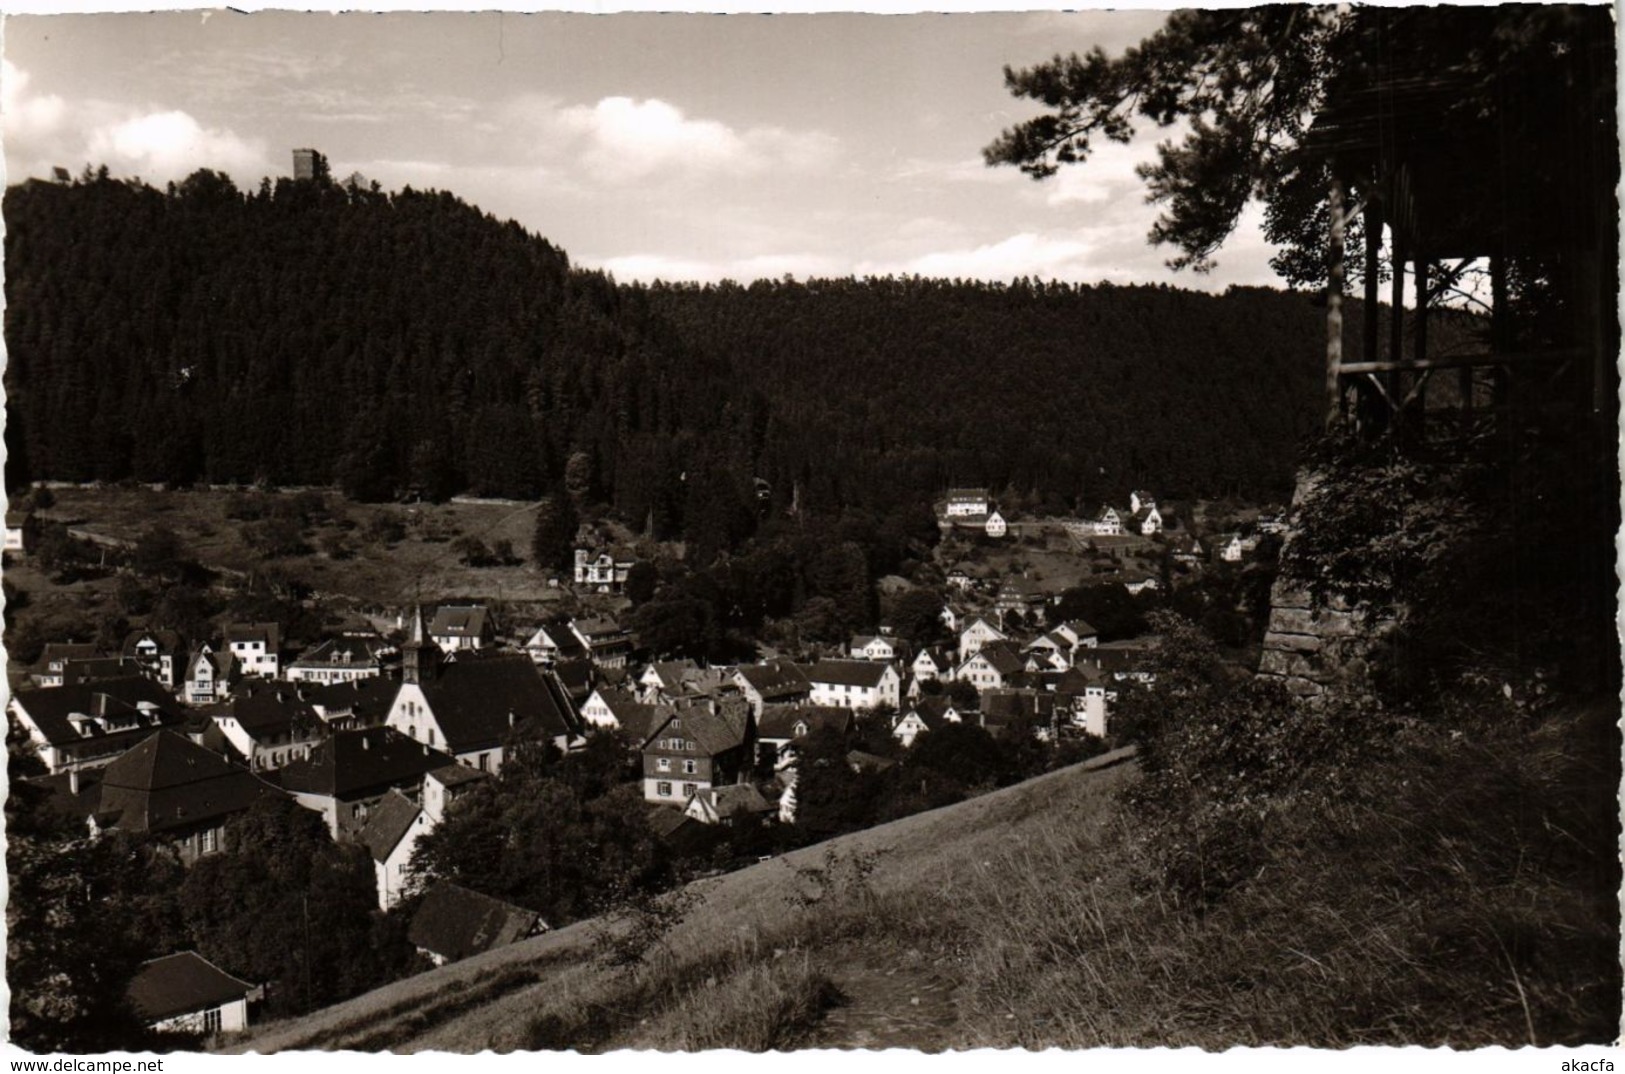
[{"left": 402, "top": 604, "right": 441, "bottom": 685}]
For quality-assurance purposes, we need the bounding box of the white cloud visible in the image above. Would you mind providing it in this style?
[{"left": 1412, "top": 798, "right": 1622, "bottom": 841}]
[
  {"left": 3, "top": 60, "right": 67, "bottom": 144},
  {"left": 552, "top": 96, "right": 836, "bottom": 185},
  {"left": 85, "top": 109, "right": 269, "bottom": 182},
  {"left": 595, "top": 249, "right": 842, "bottom": 284}
]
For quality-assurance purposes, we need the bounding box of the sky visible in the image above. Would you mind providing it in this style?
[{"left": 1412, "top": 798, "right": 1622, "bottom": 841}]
[{"left": 1, "top": 9, "right": 1286, "bottom": 289}]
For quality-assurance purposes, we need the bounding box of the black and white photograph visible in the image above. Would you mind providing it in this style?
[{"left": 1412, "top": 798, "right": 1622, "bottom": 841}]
[{"left": 1, "top": 3, "right": 1619, "bottom": 1057}]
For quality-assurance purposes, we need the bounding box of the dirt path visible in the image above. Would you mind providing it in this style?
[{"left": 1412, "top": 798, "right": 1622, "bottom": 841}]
[{"left": 806, "top": 945, "right": 965, "bottom": 1051}]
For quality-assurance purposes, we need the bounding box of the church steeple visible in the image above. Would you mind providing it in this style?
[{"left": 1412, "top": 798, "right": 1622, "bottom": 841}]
[{"left": 402, "top": 604, "right": 441, "bottom": 685}]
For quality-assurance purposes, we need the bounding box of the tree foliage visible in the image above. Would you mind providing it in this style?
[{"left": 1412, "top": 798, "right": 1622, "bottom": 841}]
[{"left": 985, "top": 7, "right": 1614, "bottom": 285}]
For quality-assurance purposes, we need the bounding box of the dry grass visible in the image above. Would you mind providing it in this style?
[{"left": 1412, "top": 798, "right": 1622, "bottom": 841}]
[{"left": 225, "top": 716, "right": 1617, "bottom": 1052}]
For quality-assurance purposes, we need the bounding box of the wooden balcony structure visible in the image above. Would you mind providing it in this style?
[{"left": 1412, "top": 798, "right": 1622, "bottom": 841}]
[{"left": 1303, "top": 15, "right": 1617, "bottom": 455}]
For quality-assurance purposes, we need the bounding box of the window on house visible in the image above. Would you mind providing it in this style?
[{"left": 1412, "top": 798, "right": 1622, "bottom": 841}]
[
  {"left": 428, "top": 727, "right": 436, "bottom": 747},
  {"left": 683, "top": 760, "right": 696, "bottom": 775},
  {"left": 201, "top": 828, "right": 218, "bottom": 854},
  {"left": 683, "top": 783, "right": 698, "bottom": 798},
  {"left": 658, "top": 781, "right": 672, "bottom": 797},
  {"left": 203, "top": 1007, "right": 222, "bottom": 1035},
  {"left": 657, "top": 758, "right": 671, "bottom": 772}
]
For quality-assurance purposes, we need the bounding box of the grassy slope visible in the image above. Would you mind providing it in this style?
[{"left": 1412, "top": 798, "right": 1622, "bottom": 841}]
[
  {"left": 226, "top": 692, "right": 1621, "bottom": 1052},
  {"left": 32, "top": 486, "right": 569, "bottom": 611},
  {"left": 223, "top": 749, "right": 1138, "bottom": 1053}
]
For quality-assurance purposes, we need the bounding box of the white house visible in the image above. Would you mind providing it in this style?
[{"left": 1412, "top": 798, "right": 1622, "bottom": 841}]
[
  {"left": 574, "top": 548, "right": 634, "bottom": 592},
  {"left": 943, "top": 488, "right": 990, "bottom": 518},
  {"left": 225, "top": 622, "right": 281, "bottom": 678},
  {"left": 891, "top": 696, "right": 963, "bottom": 748},
  {"left": 361, "top": 790, "right": 432, "bottom": 911},
  {"left": 427, "top": 604, "right": 491, "bottom": 651},
  {"left": 958, "top": 616, "right": 1008, "bottom": 660},
  {"left": 945, "top": 566, "right": 973, "bottom": 590},
  {"left": 1093, "top": 506, "right": 1123, "bottom": 536},
  {"left": 1052, "top": 620, "right": 1100, "bottom": 651},
  {"left": 984, "top": 510, "right": 1008, "bottom": 538},
  {"left": 183, "top": 646, "right": 239, "bottom": 706},
  {"left": 123, "top": 628, "right": 183, "bottom": 690},
  {"left": 1129, "top": 504, "right": 1164, "bottom": 536},
  {"left": 1130, "top": 490, "right": 1156, "bottom": 515},
  {"left": 849, "top": 634, "right": 898, "bottom": 661},
  {"left": 284, "top": 632, "right": 392, "bottom": 684},
  {"left": 1124, "top": 575, "right": 1161, "bottom": 596},
  {"left": 955, "top": 641, "right": 1026, "bottom": 692},
  {"left": 803, "top": 660, "right": 901, "bottom": 711},
  {"left": 912, "top": 646, "right": 954, "bottom": 684},
  {"left": 1218, "top": 533, "right": 1260, "bottom": 563},
  {"left": 128, "top": 953, "right": 256, "bottom": 1038}
]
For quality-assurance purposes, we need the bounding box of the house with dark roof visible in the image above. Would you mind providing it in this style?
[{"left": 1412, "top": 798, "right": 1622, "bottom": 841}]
[
  {"left": 210, "top": 684, "right": 323, "bottom": 772},
  {"left": 285, "top": 632, "right": 395, "bottom": 685},
  {"left": 224, "top": 622, "right": 281, "bottom": 678},
  {"left": 276, "top": 725, "right": 458, "bottom": 839},
  {"left": 89, "top": 731, "right": 286, "bottom": 863},
  {"left": 361, "top": 790, "right": 432, "bottom": 911},
  {"left": 642, "top": 700, "right": 756, "bottom": 806},
  {"left": 958, "top": 616, "right": 1008, "bottom": 660},
  {"left": 9, "top": 677, "right": 186, "bottom": 774},
  {"left": 848, "top": 634, "right": 898, "bottom": 662},
  {"left": 802, "top": 659, "right": 901, "bottom": 711},
  {"left": 122, "top": 628, "right": 184, "bottom": 690},
  {"left": 956, "top": 640, "right": 1027, "bottom": 693},
  {"left": 685, "top": 783, "right": 774, "bottom": 826},
  {"left": 1052, "top": 620, "right": 1100, "bottom": 651},
  {"left": 756, "top": 704, "right": 852, "bottom": 765},
  {"left": 183, "top": 645, "right": 241, "bottom": 706},
  {"left": 638, "top": 659, "right": 707, "bottom": 704},
  {"left": 427, "top": 603, "right": 493, "bottom": 651},
  {"left": 408, "top": 882, "right": 546, "bottom": 966},
  {"left": 385, "top": 614, "right": 581, "bottom": 775},
  {"left": 579, "top": 687, "right": 662, "bottom": 744},
  {"left": 56, "top": 655, "right": 148, "bottom": 687},
  {"left": 308, "top": 672, "right": 403, "bottom": 731},
  {"left": 979, "top": 688, "right": 1058, "bottom": 738},
  {"left": 645, "top": 805, "right": 712, "bottom": 854},
  {"left": 892, "top": 695, "right": 966, "bottom": 748},
  {"left": 995, "top": 578, "right": 1051, "bottom": 623},
  {"left": 127, "top": 952, "right": 257, "bottom": 1037},
  {"left": 30, "top": 642, "right": 101, "bottom": 687},
  {"left": 523, "top": 618, "right": 587, "bottom": 666},
  {"left": 731, "top": 661, "right": 812, "bottom": 715},
  {"left": 911, "top": 645, "right": 955, "bottom": 685},
  {"left": 570, "top": 616, "right": 633, "bottom": 669}
]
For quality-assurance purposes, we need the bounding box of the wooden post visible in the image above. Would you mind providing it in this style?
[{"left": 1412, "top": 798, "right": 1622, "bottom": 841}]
[
  {"left": 1326, "top": 171, "right": 1347, "bottom": 430},
  {"left": 1363, "top": 197, "right": 1384, "bottom": 434},
  {"left": 1490, "top": 254, "right": 1510, "bottom": 421}
]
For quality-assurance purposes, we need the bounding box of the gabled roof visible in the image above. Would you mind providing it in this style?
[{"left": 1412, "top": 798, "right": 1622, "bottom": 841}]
[
  {"left": 968, "top": 641, "right": 1026, "bottom": 677},
  {"left": 286, "top": 633, "right": 394, "bottom": 669},
  {"left": 690, "top": 783, "right": 773, "bottom": 819},
  {"left": 187, "top": 647, "right": 239, "bottom": 682},
  {"left": 97, "top": 731, "right": 284, "bottom": 834},
  {"left": 734, "top": 661, "right": 811, "bottom": 697},
  {"left": 36, "top": 642, "right": 100, "bottom": 671},
  {"left": 1056, "top": 620, "right": 1098, "bottom": 641},
  {"left": 914, "top": 646, "right": 954, "bottom": 672},
  {"left": 408, "top": 882, "right": 543, "bottom": 963},
  {"left": 427, "top": 604, "right": 490, "bottom": 640},
  {"left": 646, "top": 702, "right": 752, "bottom": 757},
  {"left": 417, "top": 651, "right": 578, "bottom": 753},
  {"left": 309, "top": 673, "right": 403, "bottom": 725},
  {"left": 57, "top": 656, "right": 146, "bottom": 685},
  {"left": 961, "top": 616, "right": 1005, "bottom": 636},
  {"left": 849, "top": 634, "right": 891, "bottom": 649},
  {"left": 224, "top": 685, "right": 320, "bottom": 737},
  {"left": 646, "top": 659, "right": 701, "bottom": 690},
  {"left": 572, "top": 616, "right": 626, "bottom": 639},
  {"left": 428, "top": 764, "right": 491, "bottom": 792},
  {"left": 225, "top": 622, "right": 281, "bottom": 650},
  {"left": 527, "top": 618, "right": 587, "bottom": 659},
  {"left": 128, "top": 952, "right": 255, "bottom": 1023},
  {"left": 902, "top": 695, "right": 956, "bottom": 731},
  {"left": 122, "top": 628, "right": 183, "bottom": 657},
  {"left": 10, "top": 677, "right": 184, "bottom": 749},
  {"left": 802, "top": 659, "right": 895, "bottom": 689},
  {"left": 276, "top": 726, "right": 457, "bottom": 800},
  {"left": 646, "top": 806, "right": 705, "bottom": 841},
  {"left": 757, "top": 704, "right": 852, "bottom": 742},
  {"left": 360, "top": 790, "right": 423, "bottom": 863},
  {"left": 846, "top": 750, "right": 897, "bottom": 773}
]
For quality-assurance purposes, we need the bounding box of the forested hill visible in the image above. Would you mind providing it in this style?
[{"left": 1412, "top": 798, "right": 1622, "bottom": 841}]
[
  {"left": 636, "top": 277, "right": 1326, "bottom": 508},
  {"left": 7, "top": 170, "right": 1329, "bottom": 542}
]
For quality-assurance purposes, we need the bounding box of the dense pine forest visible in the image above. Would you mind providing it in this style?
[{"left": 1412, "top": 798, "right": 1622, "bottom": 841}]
[{"left": 6, "top": 166, "right": 1337, "bottom": 546}]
